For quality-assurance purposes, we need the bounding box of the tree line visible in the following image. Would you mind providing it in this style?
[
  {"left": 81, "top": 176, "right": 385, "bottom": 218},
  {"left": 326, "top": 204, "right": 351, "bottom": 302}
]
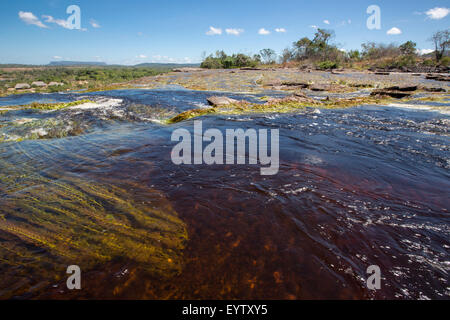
[{"left": 201, "top": 29, "right": 449, "bottom": 70}]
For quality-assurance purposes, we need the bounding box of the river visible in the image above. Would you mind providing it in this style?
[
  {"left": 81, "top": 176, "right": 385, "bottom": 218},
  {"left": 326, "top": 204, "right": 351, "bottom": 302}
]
[{"left": 0, "top": 87, "right": 449, "bottom": 299}]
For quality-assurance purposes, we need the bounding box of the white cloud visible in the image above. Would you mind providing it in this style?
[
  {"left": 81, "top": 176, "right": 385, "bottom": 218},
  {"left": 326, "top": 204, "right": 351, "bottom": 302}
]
[
  {"left": 258, "top": 28, "right": 270, "bottom": 35},
  {"left": 323, "top": 20, "right": 330, "bottom": 25},
  {"left": 337, "top": 19, "right": 352, "bottom": 27},
  {"left": 387, "top": 27, "right": 402, "bottom": 35},
  {"left": 275, "top": 28, "right": 286, "bottom": 33},
  {"left": 42, "top": 15, "right": 70, "bottom": 29},
  {"left": 90, "top": 19, "right": 100, "bottom": 28},
  {"left": 119, "top": 54, "right": 199, "bottom": 66},
  {"left": 150, "top": 55, "right": 196, "bottom": 64},
  {"left": 226, "top": 28, "right": 244, "bottom": 36},
  {"left": 137, "top": 54, "right": 147, "bottom": 59},
  {"left": 18, "top": 11, "right": 48, "bottom": 28},
  {"left": 425, "top": 7, "right": 450, "bottom": 20},
  {"left": 53, "top": 56, "right": 62, "bottom": 59},
  {"left": 152, "top": 55, "right": 172, "bottom": 62},
  {"left": 417, "top": 48, "right": 434, "bottom": 55},
  {"left": 206, "top": 26, "right": 222, "bottom": 35},
  {"left": 310, "top": 25, "right": 318, "bottom": 29}
]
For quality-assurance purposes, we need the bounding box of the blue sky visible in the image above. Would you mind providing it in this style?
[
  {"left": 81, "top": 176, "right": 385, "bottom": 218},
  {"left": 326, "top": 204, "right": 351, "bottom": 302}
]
[{"left": 0, "top": 0, "right": 449, "bottom": 65}]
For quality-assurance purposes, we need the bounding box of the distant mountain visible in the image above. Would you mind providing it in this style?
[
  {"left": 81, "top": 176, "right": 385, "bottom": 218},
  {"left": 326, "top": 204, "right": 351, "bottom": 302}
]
[
  {"left": 48, "top": 61, "right": 108, "bottom": 66},
  {"left": 47, "top": 61, "right": 201, "bottom": 68},
  {"left": 133, "top": 63, "right": 201, "bottom": 68},
  {"left": 1, "top": 61, "right": 202, "bottom": 69}
]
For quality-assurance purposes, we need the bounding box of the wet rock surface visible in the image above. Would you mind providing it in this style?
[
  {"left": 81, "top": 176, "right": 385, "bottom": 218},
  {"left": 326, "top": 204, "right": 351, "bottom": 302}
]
[
  {"left": 0, "top": 70, "right": 449, "bottom": 300},
  {"left": 207, "top": 96, "right": 240, "bottom": 107},
  {"left": 426, "top": 74, "right": 450, "bottom": 82},
  {"left": 371, "top": 89, "right": 413, "bottom": 99}
]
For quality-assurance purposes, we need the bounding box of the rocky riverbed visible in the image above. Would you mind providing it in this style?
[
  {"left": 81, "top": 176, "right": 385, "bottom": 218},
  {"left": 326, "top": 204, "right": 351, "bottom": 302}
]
[{"left": 0, "top": 69, "right": 448, "bottom": 299}]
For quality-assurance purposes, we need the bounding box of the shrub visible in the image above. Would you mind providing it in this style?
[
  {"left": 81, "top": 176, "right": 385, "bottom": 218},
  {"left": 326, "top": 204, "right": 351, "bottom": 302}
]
[
  {"left": 422, "top": 59, "right": 436, "bottom": 67},
  {"left": 361, "top": 42, "right": 400, "bottom": 59},
  {"left": 200, "top": 52, "right": 259, "bottom": 69},
  {"left": 348, "top": 50, "right": 361, "bottom": 61},
  {"left": 316, "top": 60, "right": 338, "bottom": 70},
  {"left": 439, "top": 56, "right": 450, "bottom": 67},
  {"left": 396, "top": 55, "right": 417, "bottom": 68}
]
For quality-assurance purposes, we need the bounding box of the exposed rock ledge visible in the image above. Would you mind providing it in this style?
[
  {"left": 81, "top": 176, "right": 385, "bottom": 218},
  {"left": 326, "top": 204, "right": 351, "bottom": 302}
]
[{"left": 206, "top": 96, "right": 240, "bottom": 107}]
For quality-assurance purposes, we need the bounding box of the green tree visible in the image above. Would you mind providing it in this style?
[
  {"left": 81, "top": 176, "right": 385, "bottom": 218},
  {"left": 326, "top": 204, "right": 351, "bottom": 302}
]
[
  {"left": 399, "top": 41, "right": 417, "bottom": 56},
  {"left": 348, "top": 50, "right": 361, "bottom": 61},
  {"left": 200, "top": 52, "right": 259, "bottom": 69},
  {"left": 253, "top": 54, "right": 262, "bottom": 63},
  {"left": 312, "top": 29, "right": 334, "bottom": 51},
  {"left": 280, "top": 48, "right": 293, "bottom": 64},
  {"left": 293, "top": 37, "right": 313, "bottom": 60},
  {"left": 292, "top": 29, "right": 337, "bottom": 61}
]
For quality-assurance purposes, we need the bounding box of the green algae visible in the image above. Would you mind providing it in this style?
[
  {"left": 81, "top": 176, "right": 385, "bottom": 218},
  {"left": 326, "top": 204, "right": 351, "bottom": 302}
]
[
  {"left": 9, "top": 99, "right": 95, "bottom": 111},
  {"left": 166, "top": 96, "right": 389, "bottom": 123},
  {"left": 166, "top": 94, "right": 449, "bottom": 124},
  {"left": 84, "top": 84, "right": 133, "bottom": 93},
  {"left": 167, "top": 108, "right": 218, "bottom": 124},
  {"left": 410, "top": 94, "right": 450, "bottom": 103},
  {"left": 0, "top": 164, "right": 188, "bottom": 298}
]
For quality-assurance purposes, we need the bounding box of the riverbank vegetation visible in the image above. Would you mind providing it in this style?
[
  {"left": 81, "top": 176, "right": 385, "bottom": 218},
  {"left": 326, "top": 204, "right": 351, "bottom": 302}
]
[
  {"left": 0, "top": 66, "right": 170, "bottom": 96},
  {"left": 201, "top": 29, "right": 450, "bottom": 72},
  {"left": 1, "top": 30, "right": 448, "bottom": 98},
  {"left": 200, "top": 51, "right": 260, "bottom": 69}
]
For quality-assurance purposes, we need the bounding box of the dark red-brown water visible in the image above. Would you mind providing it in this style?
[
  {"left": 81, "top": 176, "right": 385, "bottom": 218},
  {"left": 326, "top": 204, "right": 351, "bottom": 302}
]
[{"left": 0, "top": 89, "right": 449, "bottom": 299}]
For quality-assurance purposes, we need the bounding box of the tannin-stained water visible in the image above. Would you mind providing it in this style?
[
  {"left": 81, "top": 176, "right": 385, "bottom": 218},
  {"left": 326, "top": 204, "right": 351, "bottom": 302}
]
[{"left": 0, "top": 89, "right": 448, "bottom": 299}]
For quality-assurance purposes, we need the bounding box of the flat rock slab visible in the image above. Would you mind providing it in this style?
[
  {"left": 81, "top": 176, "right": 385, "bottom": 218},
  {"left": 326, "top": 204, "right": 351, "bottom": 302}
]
[
  {"left": 265, "top": 93, "right": 316, "bottom": 105},
  {"left": 207, "top": 96, "right": 240, "bottom": 107},
  {"left": 240, "top": 67, "right": 263, "bottom": 71},
  {"left": 421, "top": 86, "right": 446, "bottom": 92},
  {"left": 384, "top": 85, "right": 418, "bottom": 92},
  {"left": 309, "top": 84, "right": 329, "bottom": 91},
  {"left": 370, "top": 89, "right": 412, "bottom": 99},
  {"left": 173, "top": 68, "right": 204, "bottom": 72},
  {"left": 281, "top": 81, "right": 309, "bottom": 88},
  {"left": 425, "top": 74, "right": 450, "bottom": 82}
]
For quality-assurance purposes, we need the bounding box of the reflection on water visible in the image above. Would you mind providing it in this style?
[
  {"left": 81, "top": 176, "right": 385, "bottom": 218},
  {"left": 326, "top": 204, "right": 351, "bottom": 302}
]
[{"left": 0, "top": 88, "right": 449, "bottom": 299}]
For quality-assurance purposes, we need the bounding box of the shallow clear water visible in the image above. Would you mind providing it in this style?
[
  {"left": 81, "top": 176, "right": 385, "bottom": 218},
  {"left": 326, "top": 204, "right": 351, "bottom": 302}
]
[{"left": 0, "top": 88, "right": 449, "bottom": 299}]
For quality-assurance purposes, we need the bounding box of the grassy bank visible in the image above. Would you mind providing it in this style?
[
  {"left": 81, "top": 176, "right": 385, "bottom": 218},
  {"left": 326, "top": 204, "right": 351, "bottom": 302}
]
[{"left": 0, "top": 66, "right": 171, "bottom": 96}]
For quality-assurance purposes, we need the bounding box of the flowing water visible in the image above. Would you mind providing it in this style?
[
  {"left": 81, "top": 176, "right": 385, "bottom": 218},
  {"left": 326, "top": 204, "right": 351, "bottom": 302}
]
[{"left": 0, "top": 87, "right": 449, "bottom": 299}]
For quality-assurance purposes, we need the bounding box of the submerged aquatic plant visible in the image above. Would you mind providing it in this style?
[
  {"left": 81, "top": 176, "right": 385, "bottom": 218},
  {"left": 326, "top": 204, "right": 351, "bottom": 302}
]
[
  {"left": 0, "top": 164, "right": 188, "bottom": 298},
  {"left": 0, "top": 118, "right": 87, "bottom": 142}
]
